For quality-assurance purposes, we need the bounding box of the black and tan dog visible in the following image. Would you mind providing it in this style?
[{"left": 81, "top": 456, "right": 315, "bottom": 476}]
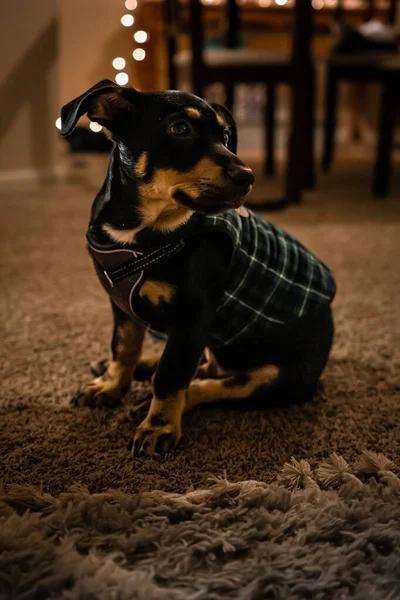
[{"left": 61, "top": 79, "right": 336, "bottom": 457}]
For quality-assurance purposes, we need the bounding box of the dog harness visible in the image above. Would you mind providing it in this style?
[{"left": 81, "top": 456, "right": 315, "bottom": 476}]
[
  {"left": 87, "top": 234, "right": 185, "bottom": 328},
  {"left": 87, "top": 209, "right": 336, "bottom": 348}
]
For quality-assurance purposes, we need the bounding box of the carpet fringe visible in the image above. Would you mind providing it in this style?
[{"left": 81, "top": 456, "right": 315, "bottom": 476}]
[
  {"left": 316, "top": 453, "right": 364, "bottom": 489},
  {"left": 355, "top": 450, "right": 400, "bottom": 490},
  {"left": 278, "top": 451, "right": 398, "bottom": 493},
  {"left": 1, "top": 452, "right": 398, "bottom": 508},
  {"left": 278, "top": 457, "right": 321, "bottom": 493}
]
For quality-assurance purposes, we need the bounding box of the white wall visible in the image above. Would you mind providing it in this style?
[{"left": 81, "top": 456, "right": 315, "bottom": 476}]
[{"left": 0, "top": 0, "right": 58, "bottom": 177}]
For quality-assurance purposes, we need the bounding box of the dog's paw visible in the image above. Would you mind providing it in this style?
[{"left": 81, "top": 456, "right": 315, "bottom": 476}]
[
  {"left": 131, "top": 420, "right": 181, "bottom": 457},
  {"left": 71, "top": 378, "right": 127, "bottom": 408}
]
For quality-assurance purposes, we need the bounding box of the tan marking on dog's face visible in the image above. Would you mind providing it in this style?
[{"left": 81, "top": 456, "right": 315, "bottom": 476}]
[
  {"left": 140, "top": 158, "right": 224, "bottom": 203},
  {"left": 136, "top": 157, "right": 224, "bottom": 232},
  {"left": 185, "top": 107, "right": 201, "bottom": 119},
  {"left": 137, "top": 158, "right": 225, "bottom": 231},
  {"left": 135, "top": 152, "right": 148, "bottom": 178},
  {"left": 139, "top": 280, "right": 176, "bottom": 306},
  {"left": 186, "top": 365, "right": 279, "bottom": 410},
  {"left": 102, "top": 223, "right": 142, "bottom": 245},
  {"left": 216, "top": 113, "right": 226, "bottom": 128},
  {"left": 104, "top": 158, "right": 225, "bottom": 242},
  {"left": 139, "top": 200, "right": 193, "bottom": 233}
]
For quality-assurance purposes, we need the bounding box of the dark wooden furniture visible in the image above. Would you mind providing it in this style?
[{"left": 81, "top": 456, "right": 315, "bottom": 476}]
[
  {"left": 322, "top": 0, "right": 399, "bottom": 197},
  {"left": 164, "top": 0, "right": 315, "bottom": 205}
]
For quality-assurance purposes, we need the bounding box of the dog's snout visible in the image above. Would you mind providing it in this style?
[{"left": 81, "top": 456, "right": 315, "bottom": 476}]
[{"left": 227, "top": 166, "right": 254, "bottom": 189}]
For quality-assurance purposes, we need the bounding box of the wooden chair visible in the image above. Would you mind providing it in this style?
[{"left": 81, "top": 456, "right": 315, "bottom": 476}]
[
  {"left": 321, "top": 0, "right": 399, "bottom": 197},
  {"left": 164, "top": 0, "right": 315, "bottom": 206}
]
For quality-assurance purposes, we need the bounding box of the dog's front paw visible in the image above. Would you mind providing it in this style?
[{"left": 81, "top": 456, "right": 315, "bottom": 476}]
[
  {"left": 132, "top": 418, "right": 181, "bottom": 457},
  {"left": 71, "top": 378, "right": 128, "bottom": 408}
]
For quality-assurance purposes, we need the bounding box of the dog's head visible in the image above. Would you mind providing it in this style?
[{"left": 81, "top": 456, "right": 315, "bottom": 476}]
[{"left": 61, "top": 80, "right": 254, "bottom": 232}]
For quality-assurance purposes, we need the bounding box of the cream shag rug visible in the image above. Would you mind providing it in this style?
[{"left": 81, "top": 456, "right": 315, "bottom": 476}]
[{"left": 1, "top": 451, "right": 400, "bottom": 600}]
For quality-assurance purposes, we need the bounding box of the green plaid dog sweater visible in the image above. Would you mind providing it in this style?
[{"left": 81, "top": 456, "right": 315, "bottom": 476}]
[
  {"left": 88, "top": 208, "right": 336, "bottom": 350},
  {"left": 200, "top": 208, "right": 336, "bottom": 349}
]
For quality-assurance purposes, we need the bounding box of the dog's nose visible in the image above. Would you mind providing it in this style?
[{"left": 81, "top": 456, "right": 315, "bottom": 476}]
[{"left": 227, "top": 166, "right": 255, "bottom": 188}]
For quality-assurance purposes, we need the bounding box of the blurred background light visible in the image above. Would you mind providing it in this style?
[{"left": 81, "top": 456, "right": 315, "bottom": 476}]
[
  {"left": 115, "top": 72, "right": 129, "bottom": 85},
  {"left": 89, "top": 122, "right": 103, "bottom": 132},
  {"left": 134, "top": 30, "right": 148, "bottom": 43},
  {"left": 112, "top": 57, "right": 126, "bottom": 70},
  {"left": 121, "top": 14, "right": 134, "bottom": 27},
  {"left": 132, "top": 48, "right": 146, "bottom": 61}
]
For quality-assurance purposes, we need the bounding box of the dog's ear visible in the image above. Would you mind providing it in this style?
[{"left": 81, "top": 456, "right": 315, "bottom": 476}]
[
  {"left": 60, "top": 79, "right": 135, "bottom": 137},
  {"left": 211, "top": 103, "right": 238, "bottom": 154}
]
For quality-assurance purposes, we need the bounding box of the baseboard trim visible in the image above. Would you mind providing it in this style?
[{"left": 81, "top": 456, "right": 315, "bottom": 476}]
[{"left": 0, "top": 165, "right": 63, "bottom": 184}]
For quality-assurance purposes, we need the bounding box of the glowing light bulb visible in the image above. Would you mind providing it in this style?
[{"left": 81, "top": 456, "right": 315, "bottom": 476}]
[
  {"left": 89, "top": 122, "right": 103, "bottom": 133},
  {"left": 275, "top": 0, "right": 287, "bottom": 5},
  {"left": 132, "top": 48, "right": 146, "bottom": 61},
  {"left": 134, "top": 30, "right": 148, "bottom": 43},
  {"left": 258, "top": 0, "right": 271, "bottom": 6},
  {"left": 112, "top": 57, "right": 126, "bottom": 70},
  {"left": 125, "top": 0, "right": 137, "bottom": 9},
  {"left": 115, "top": 72, "right": 129, "bottom": 85},
  {"left": 121, "top": 14, "right": 134, "bottom": 27},
  {"left": 55, "top": 117, "right": 62, "bottom": 130},
  {"left": 312, "top": 0, "right": 324, "bottom": 7}
]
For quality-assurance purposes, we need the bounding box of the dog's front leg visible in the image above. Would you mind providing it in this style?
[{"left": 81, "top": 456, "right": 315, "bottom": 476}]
[
  {"left": 132, "top": 315, "right": 207, "bottom": 456},
  {"left": 72, "top": 303, "right": 145, "bottom": 408}
]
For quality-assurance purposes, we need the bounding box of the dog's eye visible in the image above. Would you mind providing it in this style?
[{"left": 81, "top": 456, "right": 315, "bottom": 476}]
[
  {"left": 223, "top": 128, "right": 230, "bottom": 147},
  {"left": 169, "top": 121, "right": 191, "bottom": 136}
]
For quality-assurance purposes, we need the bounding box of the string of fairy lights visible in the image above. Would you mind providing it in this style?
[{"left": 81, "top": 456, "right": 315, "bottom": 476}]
[
  {"left": 56, "top": 0, "right": 353, "bottom": 132},
  {"left": 206, "top": 0, "right": 339, "bottom": 7},
  {"left": 115, "top": 0, "right": 148, "bottom": 87},
  {"left": 56, "top": 0, "right": 148, "bottom": 133}
]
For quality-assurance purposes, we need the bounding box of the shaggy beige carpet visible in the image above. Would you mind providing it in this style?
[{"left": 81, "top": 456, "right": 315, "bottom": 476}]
[{"left": 1, "top": 452, "right": 400, "bottom": 599}]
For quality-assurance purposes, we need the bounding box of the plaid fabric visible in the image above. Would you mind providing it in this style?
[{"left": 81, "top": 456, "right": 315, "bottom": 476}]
[{"left": 200, "top": 209, "right": 336, "bottom": 349}]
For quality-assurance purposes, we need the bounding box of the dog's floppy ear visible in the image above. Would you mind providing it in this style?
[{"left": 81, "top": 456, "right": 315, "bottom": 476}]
[
  {"left": 60, "top": 79, "right": 134, "bottom": 137},
  {"left": 211, "top": 103, "right": 238, "bottom": 154}
]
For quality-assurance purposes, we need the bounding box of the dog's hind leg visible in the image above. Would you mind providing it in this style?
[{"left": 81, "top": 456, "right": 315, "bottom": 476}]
[
  {"left": 185, "top": 364, "right": 280, "bottom": 411},
  {"left": 136, "top": 349, "right": 210, "bottom": 381},
  {"left": 134, "top": 353, "right": 162, "bottom": 381},
  {"left": 90, "top": 349, "right": 209, "bottom": 382},
  {"left": 90, "top": 353, "right": 162, "bottom": 381}
]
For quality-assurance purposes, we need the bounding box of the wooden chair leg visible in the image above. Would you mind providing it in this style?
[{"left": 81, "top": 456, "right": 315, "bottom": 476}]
[
  {"left": 302, "top": 64, "right": 316, "bottom": 189},
  {"left": 285, "top": 79, "right": 305, "bottom": 204},
  {"left": 264, "top": 83, "right": 276, "bottom": 177},
  {"left": 322, "top": 68, "right": 338, "bottom": 173},
  {"left": 224, "top": 84, "right": 235, "bottom": 112},
  {"left": 373, "top": 82, "right": 396, "bottom": 198}
]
